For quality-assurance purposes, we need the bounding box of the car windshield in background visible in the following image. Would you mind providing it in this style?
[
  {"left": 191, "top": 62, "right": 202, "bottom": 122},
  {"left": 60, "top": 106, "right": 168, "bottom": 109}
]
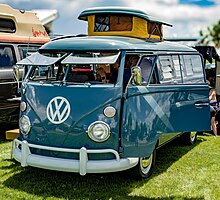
[{"left": 18, "top": 45, "right": 40, "bottom": 59}]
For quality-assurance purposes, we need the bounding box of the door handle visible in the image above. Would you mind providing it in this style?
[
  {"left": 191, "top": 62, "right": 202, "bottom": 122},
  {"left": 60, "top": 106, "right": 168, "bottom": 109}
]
[{"left": 195, "top": 102, "right": 209, "bottom": 107}]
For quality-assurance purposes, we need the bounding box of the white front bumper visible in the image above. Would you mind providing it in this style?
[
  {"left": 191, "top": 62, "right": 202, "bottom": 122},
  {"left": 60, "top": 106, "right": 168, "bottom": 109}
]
[{"left": 12, "top": 139, "right": 138, "bottom": 175}]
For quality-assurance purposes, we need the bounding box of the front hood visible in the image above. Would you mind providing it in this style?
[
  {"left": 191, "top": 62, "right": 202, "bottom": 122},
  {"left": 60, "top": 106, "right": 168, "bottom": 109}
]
[{"left": 21, "top": 82, "right": 122, "bottom": 150}]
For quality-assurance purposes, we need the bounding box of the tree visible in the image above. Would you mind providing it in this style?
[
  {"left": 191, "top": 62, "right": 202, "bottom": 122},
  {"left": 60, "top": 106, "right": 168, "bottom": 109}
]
[{"left": 200, "top": 20, "right": 220, "bottom": 47}]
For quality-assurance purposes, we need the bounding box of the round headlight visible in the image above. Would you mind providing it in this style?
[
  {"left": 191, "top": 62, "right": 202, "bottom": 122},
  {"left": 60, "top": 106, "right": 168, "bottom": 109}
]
[
  {"left": 88, "top": 121, "right": 110, "bottom": 142},
  {"left": 103, "top": 106, "right": 116, "bottom": 118},
  {"left": 19, "top": 115, "right": 31, "bottom": 135},
  {"left": 20, "top": 101, "right": 27, "bottom": 112}
]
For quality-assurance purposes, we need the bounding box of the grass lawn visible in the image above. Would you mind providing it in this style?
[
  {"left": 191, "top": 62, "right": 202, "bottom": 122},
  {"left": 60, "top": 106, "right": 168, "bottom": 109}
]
[{"left": 0, "top": 133, "right": 219, "bottom": 200}]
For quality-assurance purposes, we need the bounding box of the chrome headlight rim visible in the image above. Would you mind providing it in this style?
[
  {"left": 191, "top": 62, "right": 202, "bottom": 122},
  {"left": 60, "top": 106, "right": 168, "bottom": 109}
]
[
  {"left": 87, "top": 121, "right": 110, "bottom": 142},
  {"left": 19, "top": 115, "right": 31, "bottom": 135}
]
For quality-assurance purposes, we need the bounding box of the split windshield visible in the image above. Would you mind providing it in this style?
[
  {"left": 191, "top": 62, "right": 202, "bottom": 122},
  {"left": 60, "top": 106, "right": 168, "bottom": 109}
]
[{"left": 18, "top": 51, "right": 120, "bottom": 84}]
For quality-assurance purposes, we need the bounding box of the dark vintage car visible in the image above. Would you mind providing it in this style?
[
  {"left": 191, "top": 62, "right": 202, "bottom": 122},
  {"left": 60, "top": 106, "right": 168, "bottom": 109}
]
[{"left": 0, "top": 4, "right": 50, "bottom": 137}]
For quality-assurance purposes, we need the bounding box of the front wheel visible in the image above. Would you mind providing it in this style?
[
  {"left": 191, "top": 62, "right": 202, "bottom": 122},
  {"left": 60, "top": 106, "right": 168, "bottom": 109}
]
[{"left": 131, "top": 149, "right": 156, "bottom": 179}]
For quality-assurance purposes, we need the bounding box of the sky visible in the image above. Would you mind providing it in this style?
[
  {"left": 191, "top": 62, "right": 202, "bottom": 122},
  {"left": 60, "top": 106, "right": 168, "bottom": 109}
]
[{"left": 0, "top": 0, "right": 220, "bottom": 39}]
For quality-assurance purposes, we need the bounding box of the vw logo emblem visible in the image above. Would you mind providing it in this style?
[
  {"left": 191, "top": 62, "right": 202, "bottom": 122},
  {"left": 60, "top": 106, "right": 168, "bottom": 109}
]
[{"left": 46, "top": 96, "right": 71, "bottom": 124}]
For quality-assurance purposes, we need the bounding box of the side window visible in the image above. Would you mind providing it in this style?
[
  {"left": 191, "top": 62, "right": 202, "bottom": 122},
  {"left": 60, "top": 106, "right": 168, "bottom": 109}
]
[
  {"left": 181, "top": 55, "right": 204, "bottom": 83},
  {"left": 157, "top": 54, "right": 205, "bottom": 84},
  {"left": 157, "top": 55, "right": 181, "bottom": 84},
  {"left": 0, "top": 18, "right": 16, "bottom": 33},
  {"left": 95, "top": 15, "right": 133, "bottom": 32},
  {"left": 0, "top": 45, "right": 16, "bottom": 68}
]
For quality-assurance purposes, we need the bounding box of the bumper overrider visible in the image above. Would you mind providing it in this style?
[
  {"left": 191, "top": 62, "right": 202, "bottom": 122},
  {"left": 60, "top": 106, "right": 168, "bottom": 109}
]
[{"left": 12, "top": 139, "right": 139, "bottom": 175}]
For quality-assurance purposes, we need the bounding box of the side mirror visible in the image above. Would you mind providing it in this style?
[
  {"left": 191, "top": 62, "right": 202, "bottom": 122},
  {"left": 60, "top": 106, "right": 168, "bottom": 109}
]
[
  {"left": 13, "top": 65, "right": 20, "bottom": 92},
  {"left": 13, "top": 65, "right": 20, "bottom": 82},
  {"left": 131, "top": 66, "right": 141, "bottom": 85}
]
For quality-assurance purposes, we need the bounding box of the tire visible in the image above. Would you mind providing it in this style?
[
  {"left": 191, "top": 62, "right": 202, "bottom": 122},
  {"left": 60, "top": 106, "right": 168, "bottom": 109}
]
[
  {"left": 131, "top": 149, "right": 156, "bottom": 179},
  {"left": 181, "top": 132, "right": 197, "bottom": 145},
  {"left": 216, "top": 124, "right": 220, "bottom": 136}
]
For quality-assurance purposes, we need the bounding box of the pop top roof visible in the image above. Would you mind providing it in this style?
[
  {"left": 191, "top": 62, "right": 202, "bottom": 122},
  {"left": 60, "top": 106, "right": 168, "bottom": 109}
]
[
  {"left": 78, "top": 7, "right": 172, "bottom": 40},
  {"left": 78, "top": 6, "right": 172, "bottom": 27}
]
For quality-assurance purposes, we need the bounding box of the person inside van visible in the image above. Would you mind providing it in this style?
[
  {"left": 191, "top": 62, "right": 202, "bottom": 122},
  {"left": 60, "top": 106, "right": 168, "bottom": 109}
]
[
  {"left": 1, "top": 47, "right": 14, "bottom": 67},
  {"left": 0, "top": 50, "right": 12, "bottom": 67},
  {"left": 96, "top": 66, "right": 108, "bottom": 83},
  {"left": 109, "top": 60, "right": 120, "bottom": 83}
]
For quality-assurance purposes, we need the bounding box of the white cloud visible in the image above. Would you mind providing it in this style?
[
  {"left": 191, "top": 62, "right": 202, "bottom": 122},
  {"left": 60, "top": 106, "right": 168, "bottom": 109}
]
[
  {"left": 122, "top": 0, "right": 220, "bottom": 37},
  {"left": 0, "top": 0, "right": 219, "bottom": 37}
]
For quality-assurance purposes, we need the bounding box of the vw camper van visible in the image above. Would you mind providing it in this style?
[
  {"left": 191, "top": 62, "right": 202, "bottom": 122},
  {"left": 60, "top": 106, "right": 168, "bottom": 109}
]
[
  {"left": 12, "top": 7, "right": 210, "bottom": 178},
  {"left": 0, "top": 4, "right": 50, "bottom": 133}
]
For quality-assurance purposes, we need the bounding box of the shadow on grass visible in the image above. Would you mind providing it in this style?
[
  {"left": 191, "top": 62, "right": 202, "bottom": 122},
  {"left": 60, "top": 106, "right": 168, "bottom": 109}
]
[
  {"left": 0, "top": 123, "right": 18, "bottom": 142},
  {"left": 2, "top": 137, "right": 205, "bottom": 200},
  {"left": 152, "top": 136, "right": 205, "bottom": 176},
  {"left": 0, "top": 132, "right": 14, "bottom": 144}
]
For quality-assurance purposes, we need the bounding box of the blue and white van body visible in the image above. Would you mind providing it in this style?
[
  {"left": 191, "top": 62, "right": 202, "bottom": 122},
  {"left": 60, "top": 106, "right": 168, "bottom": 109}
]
[{"left": 12, "top": 7, "right": 210, "bottom": 178}]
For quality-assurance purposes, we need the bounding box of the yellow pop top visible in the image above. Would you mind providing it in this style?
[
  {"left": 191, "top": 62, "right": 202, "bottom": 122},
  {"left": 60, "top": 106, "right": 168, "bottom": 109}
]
[{"left": 78, "top": 7, "right": 172, "bottom": 41}]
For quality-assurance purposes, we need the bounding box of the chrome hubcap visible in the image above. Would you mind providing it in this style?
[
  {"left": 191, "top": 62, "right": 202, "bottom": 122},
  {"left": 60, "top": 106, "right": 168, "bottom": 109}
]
[
  {"left": 191, "top": 132, "right": 197, "bottom": 142},
  {"left": 140, "top": 154, "right": 153, "bottom": 174}
]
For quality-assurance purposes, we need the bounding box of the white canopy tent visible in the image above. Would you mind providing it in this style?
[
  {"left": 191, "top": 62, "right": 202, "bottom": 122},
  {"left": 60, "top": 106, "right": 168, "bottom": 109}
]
[{"left": 33, "top": 9, "right": 59, "bottom": 35}]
